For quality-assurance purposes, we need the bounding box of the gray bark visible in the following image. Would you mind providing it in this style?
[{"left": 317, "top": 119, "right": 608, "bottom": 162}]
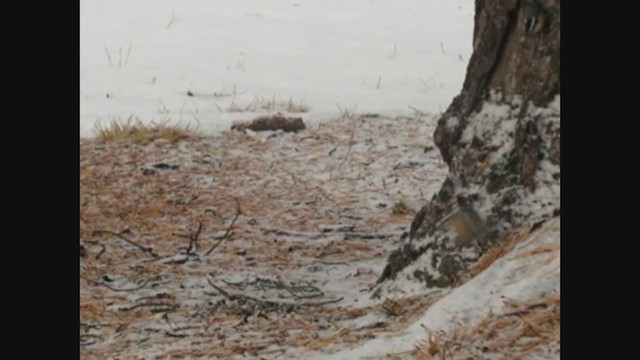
[{"left": 375, "top": 0, "right": 560, "bottom": 290}]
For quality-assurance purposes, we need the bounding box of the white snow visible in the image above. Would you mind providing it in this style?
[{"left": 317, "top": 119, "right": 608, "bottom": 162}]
[
  {"left": 81, "top": 2, "right": 560, "bottom": 358},
  {"left": 80, "top": 0, "right": 474, "bottom": 137},
  {"left": 314, "top": 217, "right": 560, "bottom": 359}
]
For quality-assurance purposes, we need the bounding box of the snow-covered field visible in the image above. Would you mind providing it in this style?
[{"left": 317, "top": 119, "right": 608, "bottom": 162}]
[{"left": 80, "top": 0, "right": 474, "bottom": 137}]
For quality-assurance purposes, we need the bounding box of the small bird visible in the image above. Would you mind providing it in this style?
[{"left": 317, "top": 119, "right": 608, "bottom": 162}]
[
  {"left": 437, "top": 207, "right": 486, "bottom": 247},
  {"left": 523, "top": 0, "right": 545, "bottom": 34}
]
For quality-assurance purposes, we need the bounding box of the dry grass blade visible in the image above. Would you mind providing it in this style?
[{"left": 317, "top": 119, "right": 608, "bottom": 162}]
[
  {"left": 413, "top": 294, "right": 560, "bottom": 359},
  {"left": 304, "top": 328, "right": 350, "bottom": 350},
  {"left": 515, "top": 244, "right": 560, "bottom": 259},
  {"left": 226, "top": 95, "right": 310, "bottom": 113},
  {"left": 460, "top": 241, "right": 513, "bottom": 280},
  {"left": 93, "top": 116, "right": 200, "bottom": 144},
  {"left": 80, "top": 114, "right": 450, "bottom": 358}
]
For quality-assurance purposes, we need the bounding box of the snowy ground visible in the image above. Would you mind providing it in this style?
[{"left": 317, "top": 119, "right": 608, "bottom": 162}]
[
  {"left": 318, "top": 217, "right": 560, "bottom": 359},
  {"left": 80, "top": 115, "right": 559, "bottom": 359},
  {"left": 80, "top": 0, "right": 474, "bottom": 138},
  {"left": 81, "top": 1, "right": 560, "bottom": 358},
  {"left": 80, "top": 114, "right": 452, "bottom": 358}
]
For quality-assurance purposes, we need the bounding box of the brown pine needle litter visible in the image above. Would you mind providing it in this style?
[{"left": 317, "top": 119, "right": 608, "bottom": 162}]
[
  {"left": 81, "top": 115, "right": 559, "bottom": 359},
  {"left": 81, "top": 114, "right": 451, "bottom": 358},
  {"left": 413, "top": 294, "right": 560, "bottom": 359},
  {"left": 515, "top": 244, "right": 560, "bottom": 259}
]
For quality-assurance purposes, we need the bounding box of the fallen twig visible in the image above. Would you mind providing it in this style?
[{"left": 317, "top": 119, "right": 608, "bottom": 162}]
[
  {"left": 103, "top": 279, "right": 148, "bottom": 292},
  {"left": 343, "top": 232, "right": 403, "bottom": 240},
  {"left": 262, "top": 229, "right": 323, "bottom": 238},
  {"left": 207, "top": 278, "right": 243, "bottom": 301},
  {"left": 119, "top": 302, "right": 177, "bottom": 312},
  {"left": 80, "top": 275, "right": 149, "bottom": 292},
  {"left": 164, "top": 331, "right": 188, "bottom": 338},
  {"left": 311, "top": 261, "right": 350, "bottom": 266},
  {"left": 95, "top": 244, "right": 106, "bottom": 259},
  {"left": 273, "top": 280, "right": 323, "bottom": 299},
  {"left": 84, "top": 240, "right": 106, "bottom": 259},
  {"left": 338, "top": 131, "right": 355, "bottom": 169},
  {"left": 80, "top": 323, "right": 107, "bottom": 332},
  {"left": 503, "top": 305, "right": 549, "bottom": 317},
  {"left": 136, "top": 293, "right": 174, "bottom": 302},
  {"left": 301, "top": 297, "right": 344, "bottom": 307},
  {"left": 80, "top": 334, "right": 103, "bottom": 346},
  {"left": 262, "top": 228, "right": 402, "bottom": 241},
  {"left": 207, "top": 277, "right": 342, "bottom": 309},
  {"left": 173, "top": 221, "right": 203, "bottom": 255},
  {"left": 92, "top": 229, "right": 158, "bottom": 258},
  {"left": 204, "top": 200, "right": 241, "bottom": 256},
  {"left": 262, "top": 228, "right": 322, "bottom": 239}
]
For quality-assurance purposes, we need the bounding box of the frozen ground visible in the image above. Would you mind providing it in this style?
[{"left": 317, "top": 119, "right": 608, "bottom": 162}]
[
  {"left": 80, "top": 0, "right": 474, "bottom": 137},
  {"left": 81, "top": 1, "right": 560, "bottom": 358},
  {"left": 313, "top": 217, "right": 560, "bottom": 359},
  {"left": 80, "top": 114, "right": 559, "bottom": 359},
  {"left": 80, "top": 114, "right": 453, "bottom": 358}
]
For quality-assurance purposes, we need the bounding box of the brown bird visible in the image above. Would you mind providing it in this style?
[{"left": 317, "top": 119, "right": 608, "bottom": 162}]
[{"left": 437, "top": 207, "right": 485, "bottom": 247}]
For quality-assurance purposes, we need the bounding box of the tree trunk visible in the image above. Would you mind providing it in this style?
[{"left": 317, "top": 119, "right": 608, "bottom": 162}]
[{"left": 374, "top": 0, "right": 560, "bottom": 293}]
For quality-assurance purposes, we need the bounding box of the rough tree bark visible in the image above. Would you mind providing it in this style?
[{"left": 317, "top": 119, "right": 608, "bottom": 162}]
[{"left": 375, "top": 0, "right": 560, "bottom": 292}]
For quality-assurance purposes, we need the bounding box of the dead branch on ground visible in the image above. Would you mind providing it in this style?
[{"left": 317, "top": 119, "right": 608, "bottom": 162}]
[
  {"left": 92, "top": 229, "right": 159, "bottom": 258},
  {"left": 204, "top": 199, "right": 242, "bottom": 256},
  {"left": 172, "top": 221, "right": 203, "bottom": 255},
  {"left": 207, "top": 277, "right": 342, "bottom": 312},
  {"left": 80, "top": 275, "right": 149, "bottom": 292}
]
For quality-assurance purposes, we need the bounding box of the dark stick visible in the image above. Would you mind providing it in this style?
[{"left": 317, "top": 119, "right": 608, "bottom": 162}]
[
  {"left": 261, "top": 229, "right": 402, "bottom": 241},
  {"left": 95, "top": 244, "right": 106, "bottom": 259},
  {"left": 188, "top": 221, "right": 203, "bottom": 254},
  {"left": 102, "top": 279, "right": 148, "bottom": 292},
  {"left": 312, "top": 261, "right": 349, "bottom": 266},
  {"left": 307, "top": 297, "right": 344, "bottom": 306},
  {"left": 119, "top": 302, "right": 177, "bottom": 312},
  {"left": 92, "top": 229, "right": 159, "bottom": 258},
  {"left": 207, "top": 277, "right": 343, "bottom": 308},
  {"left": 207, "top": 277, "right": 238, "bottom": 300},
  {"left": 80, "top": 275, "right": 149, "bottom": 292},
  {"left": 164, "top": 331, "right": 188, "bottom": 338},
  {"left": 84, "top": 241, "right": 107, "bottom": 259},
  {"left": 80, "top": 334, "right": 103, "bottom": 346},
  {"left": 173, "top": 221, "right": 203, "bottom": 255},
  {"left": 343, "top": 232, "right": 403, "bottom": 240},
  {"left": 204, "top": 201, "right": 241, "bottom": 256}
]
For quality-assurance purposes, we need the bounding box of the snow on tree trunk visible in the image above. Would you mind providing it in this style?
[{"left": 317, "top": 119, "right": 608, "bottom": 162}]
[{"left": 374, "top": 0, "right": 560, "bottom": 295}]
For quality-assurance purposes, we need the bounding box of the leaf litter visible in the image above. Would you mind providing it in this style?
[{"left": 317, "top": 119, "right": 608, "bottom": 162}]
[{"left": 80, "top": 114, "right": 448, "bottom": 358}]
